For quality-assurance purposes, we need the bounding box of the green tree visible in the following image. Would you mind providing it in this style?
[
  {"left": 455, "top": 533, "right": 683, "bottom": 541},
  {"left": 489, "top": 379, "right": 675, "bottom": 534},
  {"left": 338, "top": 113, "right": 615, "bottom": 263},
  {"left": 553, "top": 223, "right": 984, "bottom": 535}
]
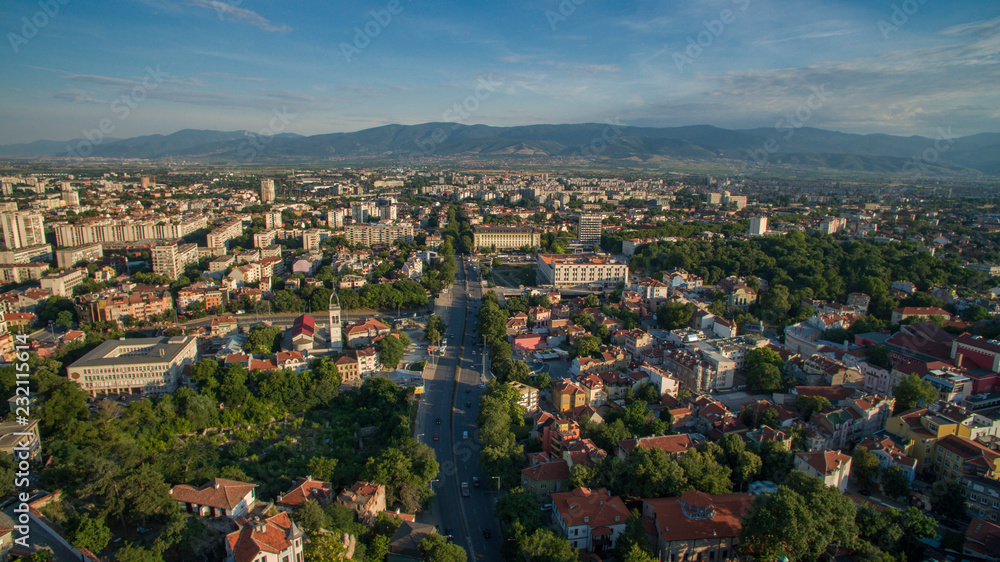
[
  {"left": 881, "top": 466, "right": 910, "bottom": 499},
  {"left": 794, "top": 395, "right": 832, "bottom": 421},
  {"left": 614, "top": 509, "right": 655, "bottom": 562},
  {"left": 852, "top": 447, "right": 882, "bottom": 492},
  {"left": 495, "top": 487, "right": 543, "bottom": 532},
  {"left": 892, "top": 373, "right": 938, "bottom": 413},
  {"left": 746, "top": 347, "right": 786, "bottom": 393},
  {"left": 245, "top": 324, "right": 282, "bottom": 354},
  {"left": 304, "top": 533, "right": 350, "bottom": 561},
  {"left": 929, "top": 479, "right": 965, "bottom": 520},
  {"left": 678, "top": 449, "right": 732, "bottom": 494},
  {"left": 571, "top": 335, "right": 602, "bottom": 358},
  {"left": 114, "top": 544, "right": 160, "bottom": 562},
  {"left": 376, "top": 333, "right": 410, "bottom": 370},
  {"left": 508, "top": 523, "right": 577, "bottom": 562},
  {"left": 657, "top": 301, "right": 694, "bottom": 330},
  {"left": 294, "top": 500, "right": 328, "bottom": 534},
  {"left": 759, "top": 285, "right": 791, "bottom": 324},
  {"left": 419, "top": 534, "right": 467, "bottom": 562},
  {"left": 55, "top": 310, "right": 75, "bottom": 329},
  {"left": 623, "top": 446, "right": 688, "bottom": 498},
  {"left": 68, "top": 513, "right": 112, "bottom": 553}
]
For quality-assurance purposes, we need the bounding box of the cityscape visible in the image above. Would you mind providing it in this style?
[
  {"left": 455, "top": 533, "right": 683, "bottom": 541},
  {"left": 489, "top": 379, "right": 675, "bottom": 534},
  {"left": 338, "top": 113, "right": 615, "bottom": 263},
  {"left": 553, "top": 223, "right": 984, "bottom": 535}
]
[{"left": 0, "top": 1, "right": 999, "bottom": 562}]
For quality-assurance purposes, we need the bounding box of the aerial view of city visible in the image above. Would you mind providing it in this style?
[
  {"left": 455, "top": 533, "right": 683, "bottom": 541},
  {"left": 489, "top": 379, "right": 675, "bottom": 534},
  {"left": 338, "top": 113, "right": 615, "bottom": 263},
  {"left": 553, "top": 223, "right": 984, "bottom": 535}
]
[{"left": 0, "top": 1, "right": 999, "bottom": 561}]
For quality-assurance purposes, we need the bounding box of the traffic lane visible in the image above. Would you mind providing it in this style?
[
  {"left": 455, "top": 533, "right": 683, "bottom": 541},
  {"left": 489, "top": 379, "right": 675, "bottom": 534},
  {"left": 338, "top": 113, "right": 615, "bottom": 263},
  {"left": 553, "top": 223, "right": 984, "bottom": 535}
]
[{"left": 457, "top": 357, "right": 499, "bottom": 559}]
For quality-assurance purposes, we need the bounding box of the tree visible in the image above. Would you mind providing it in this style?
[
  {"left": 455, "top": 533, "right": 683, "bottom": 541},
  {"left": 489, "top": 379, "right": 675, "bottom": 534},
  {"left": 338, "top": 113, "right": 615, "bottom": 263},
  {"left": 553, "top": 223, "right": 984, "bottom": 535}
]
[
  {"left": 892, "top": 373, "right": 938, "bottom": 413},
  {"left": 114, "top": 544, "right": 160, "bottom": 562},
  {"left": 614, "top": 509, "right": 655, "bottom": 562},
  {"left": 852, "top": 447, "right": 882, "bottom": 493},
  {"left": 657, "top": 301, "right": 694, "bottom": 330},
  {"left": 494, "top": 487, "right": 543, "bottom": 532},
  {"left": 623, "top": 446, "right": 688, "bottom": 498},
  {"left": 678, "top": 450, "right": 732, "bottom": 494},
  {"left": 620, "top": 543, "right": 657, "bottom": 562},
  {"left": 68, "top": 513, "right": 112, "bottom": 553},
  {"left": 570, "top": 335, "right": 601, "bottom": 358},
  {"left": 419, "top": 534, "right": 467, "bottom": 562},
  {"left": 508, "top": 523, "right": 577, "bottom": 562},
  {"left": 376, "top": 333, "right": 409, "bottom": 370},
  {"left": 55, "top": 310, "right": 74, "bottom": 329},
  {"left": 245, "top": 324, "right": 282, "bottom": 354},
  {"left": 794, "top": 395, "right": 832, "bottom": 421},
  {"left": 732, "top": 450, "right": 763, "bottom": 490},
  {"left": 304, "top": 533, "right": 350, "bottom": 561},
  {"left": 929, "top": 480, "right": 966, "bottom": 520},
  {"left": 881, "top": 466, "right": 910, "bottom": 499},
  {"left": 295, "top": 500, "right": 328, "bottom": 534},
  {"left": 746, "top": 347, "right": 786, "bottom": 393},
  {"left": 759, "top": 285, "right": 791, "bottom": 324}
]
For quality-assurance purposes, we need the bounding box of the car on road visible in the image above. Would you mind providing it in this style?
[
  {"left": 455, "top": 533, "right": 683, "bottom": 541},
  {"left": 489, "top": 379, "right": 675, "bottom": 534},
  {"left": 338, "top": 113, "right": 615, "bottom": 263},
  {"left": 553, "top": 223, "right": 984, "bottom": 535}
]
[
  {"left": 435, "top": 417, "right": 441, "bottom": 425},
  {"left": 483, "top": 528, "right": 491, "bottom": 539},
  {"left": 465, "top": 387, "right": 471, "bottom": 393},
  {"left": 472, "top": 477, "right": 480, "bottom": 487},
  {"left": 433, "top": 433, "right": 439, "bottom": 441},
  {"left": 463, "top": 430, "right": 469, "bottom": 440},
  {"left": 466, "top": 400, "right": 472, "bottom": 407},
  {"left": 461, "top": 482, "right": 470, "bottom": 497}
]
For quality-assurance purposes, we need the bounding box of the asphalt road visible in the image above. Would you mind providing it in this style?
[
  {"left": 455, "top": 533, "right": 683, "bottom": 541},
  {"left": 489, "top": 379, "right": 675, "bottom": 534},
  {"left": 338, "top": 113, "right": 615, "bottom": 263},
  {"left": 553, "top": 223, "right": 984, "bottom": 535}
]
[{"left": 414, "top": 256, "right": 500, "bottom": 561}]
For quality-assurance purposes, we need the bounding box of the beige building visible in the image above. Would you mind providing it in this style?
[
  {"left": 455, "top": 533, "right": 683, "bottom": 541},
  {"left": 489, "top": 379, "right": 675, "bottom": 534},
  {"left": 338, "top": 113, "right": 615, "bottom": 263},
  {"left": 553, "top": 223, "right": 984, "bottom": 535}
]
[
  {"left": 53, "top": 216, "right": 207, "bottom": 246},
  {"left": 344, "top": 223, "right": 415, "bottom": 247},
  {"left": 473, "top": 226, "right": 542, "bottom": 251},
  {"left": 66, "top": 336, "right": 198, "bottom": 397},
  {"left": 260, "top": 178, "right": 276, "bottom": 203},
  {"left": 40, "top": 268, "right": 86, "bottom": 297},
  {"left": 0, "top": 212, "right": 45, "bottom": 250},
  {"left": 54, "top": 243, "right": 103, "bottom": 268},
  {"left": 152, "top": 242, "right": 199, "bottom": 280},
  {"left": 207, "top": 219, "right": 244, "bottom": 251},
  {"left": 794, "top": 450, "right": 852, "bottom": 492},
  {"left": 0, "top": 244, "right": 52, "bottom": 265},
  {"left": 537, "top": 254, "right": 629, "bottom": 290},
  {"left": 642, "top": 490, "right": 752, "bottom": 562}
]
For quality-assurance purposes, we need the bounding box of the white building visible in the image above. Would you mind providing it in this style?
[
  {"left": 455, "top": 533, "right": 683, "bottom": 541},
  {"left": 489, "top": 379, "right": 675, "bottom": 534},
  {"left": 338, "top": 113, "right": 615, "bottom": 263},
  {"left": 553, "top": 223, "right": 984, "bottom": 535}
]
[
  {"left": 537, "top": 254, "right": 628, "bottom": 290},
  {"left": 66, "top": 336, "right": 199, "bottom": 397},
  {"left": 749, "top": 216, "right": 768, "bottom": 237},
  {"left": 0, "top": 212, "right": 45, "bottom": 250}
]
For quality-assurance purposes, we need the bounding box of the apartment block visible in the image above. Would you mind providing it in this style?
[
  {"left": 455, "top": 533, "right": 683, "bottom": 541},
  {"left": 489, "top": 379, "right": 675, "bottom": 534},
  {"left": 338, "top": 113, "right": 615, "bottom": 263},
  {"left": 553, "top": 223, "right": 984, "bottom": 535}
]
[
  {"left": 260, "top": 178, "right": 276, "bottom": 204},
  {"left": 254, "top": 229, "right": 278, "bottom": 249},
  {"left": 0, "top": 212, "right": 45, "bottom": 250},
  {"left": 472, "top": 226, "right": 542, "bottom": 251},
  {"left": 577, "top": 213, "right": 603, "bottom": 246},
  {"left": 537, "top": 254, "right": 629, "bottom": 290},
  {"left": 206, "top": 219, "right": 244, "bottom": 251},
  {"left": 53, "top": 216, "right": 207, "bottom": 246},
  {"left": 40, "top": 268, "right": 86, "bottom": 297},
  {"left": 152, "top": 242, "right": 199, "bottom": 280},
  {"left": 54, "top": 243, "right": 103, "bottom": 269},
  {"left": 344, "top": 223, "right": 415, "bottom": 247},
  {"left": 0, "top": 244, "right": 53, "bottom": 265}
]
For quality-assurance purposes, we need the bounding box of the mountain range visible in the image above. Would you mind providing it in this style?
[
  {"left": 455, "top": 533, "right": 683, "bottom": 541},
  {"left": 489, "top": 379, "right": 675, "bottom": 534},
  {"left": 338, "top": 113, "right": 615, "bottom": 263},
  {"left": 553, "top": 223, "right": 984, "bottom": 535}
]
[{"left": 2, "top": 123, "right": 998, "bottom": 177}]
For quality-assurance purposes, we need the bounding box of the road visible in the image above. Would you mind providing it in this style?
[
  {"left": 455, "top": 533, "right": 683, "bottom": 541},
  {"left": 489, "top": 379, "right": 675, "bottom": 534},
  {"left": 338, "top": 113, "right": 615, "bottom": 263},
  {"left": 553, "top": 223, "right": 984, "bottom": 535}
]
[{"left": 414, "top": 255, "right": 500, "bottom": 561}]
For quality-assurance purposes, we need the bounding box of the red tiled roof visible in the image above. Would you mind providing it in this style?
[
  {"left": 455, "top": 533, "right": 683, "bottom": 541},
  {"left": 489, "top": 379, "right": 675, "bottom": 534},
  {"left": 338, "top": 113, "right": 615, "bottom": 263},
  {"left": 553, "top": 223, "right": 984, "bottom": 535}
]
[
  {"left": 551, "top": 488, "right": 629, "bottom": 529},
  {"left": 618, "top": 434, "right": 693, "bottom": 456},
  {"left": 276, "top": 478, "right": 333, "bottom": 508},
  {"left": 171, "top": 478, "right": 256, "bottom": 510},
  {"left": 521, "top": 460, "right": 570, "bottom": 482},
  {"left": 226, "top": 512, "right": 297, "bottom": 562},
  {"left": 795, "top": 450, "right": 851, "bottom": 476},
  {"left": 644, "top": 492, "right": 752, "bottom": 541}
]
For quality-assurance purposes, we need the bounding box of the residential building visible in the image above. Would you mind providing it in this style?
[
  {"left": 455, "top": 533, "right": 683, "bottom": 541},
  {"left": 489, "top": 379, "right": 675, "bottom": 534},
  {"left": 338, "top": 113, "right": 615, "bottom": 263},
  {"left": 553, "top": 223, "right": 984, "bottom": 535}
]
[
  {"left": 260, "top": 178, "right": 275, "bottom": 204},
  {"left": 891, "top": 306, "right": 951, "bottom": 324},
  {"left": 344, "top": 223, "right": 415, "bottom": 247},
  {"left": 961, "top": 477, "right": 1000, "bottom": 524},
  {"left": 642, "top": 490, "right": 753, "bottom": 562},
  {"left": 76, "top": 287, "right": 173, "bottom": 325},
  {"left": 886, "top": 401, "right": 981, "bottom": 471},
  {"left": 225, "top": 512, "right": 304, "bottom": 562},
  {"left": 39, "top": 268, "right": 86, "bottom": 297},
  {"left": 857, "top": 436, "right": 918, "bottom": 480},
  {"left": 54, "top": 244, "right": 103, "bottom": 269},
  {"left": 53, "top": 216, "right": 207, "bottom": 246},
  {"left": 207, "top": 219, "right": 244, "bottom": 252},
  {"left": 509, "top": 381, "right": 540, "bottom": 413},
  {"left": 521, "top": 458, "right": 569, "bottom": 501},
  {"left": 963, "top": 517, "right": 1000, "bottom": 560},
  {"left": 151, "top": 242, "right": 198, "bottom": 280},
  {"left": 616, "top": 435, "right": 694, "bottom": 461},
  {"left": 0, "top": 244, "right": 52, "bottom": 265},
  {"left": 794, "top": 450, "right": 853, "bottom": 492},
  {"left": 578, "top": 213, "right": 603, "bottom": 247},
  {"left": 171, "top": 478, "right": 257, "bottom": 519},
  {"left": 0, "top": 212, "right": 45, "bottom": 250},
  {"left": 472, "top": 226, "right": 542, "bottom": 251},
  {"left": 387, "top": 521, "right": 436, "bottom": 562},
  {"left": 276, "top": 478, "right": 335, "bottom": 511},
  {"left": 550, "top": 487, "right": 629, "bottom": 556},
  {"left": 0, "top": 419, "right": 40, "bottom": 461},
  {"left": 537, "top": 254, "right": 629, "bottom": 290},
  {"left": 66, "top": 336, "right": 198, "bottom": 397},
  {"left": 345, "top": 318, "right": 390, "bottom": 347},
  {"left": 338, "top": 481, "right": 386, "bottom": 525},
  {"left": 749, "top": 216, "right": 768, "bottom": 236},
  {"left": 931, "top": 434, "right": 1000, "bottom": 481}
]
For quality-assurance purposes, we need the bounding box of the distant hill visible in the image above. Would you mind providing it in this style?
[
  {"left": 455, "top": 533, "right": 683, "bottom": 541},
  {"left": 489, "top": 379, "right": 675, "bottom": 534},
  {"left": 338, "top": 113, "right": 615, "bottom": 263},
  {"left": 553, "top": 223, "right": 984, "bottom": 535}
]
[{"left": 1, "top": 123, "right": 997, "bottom": 177}]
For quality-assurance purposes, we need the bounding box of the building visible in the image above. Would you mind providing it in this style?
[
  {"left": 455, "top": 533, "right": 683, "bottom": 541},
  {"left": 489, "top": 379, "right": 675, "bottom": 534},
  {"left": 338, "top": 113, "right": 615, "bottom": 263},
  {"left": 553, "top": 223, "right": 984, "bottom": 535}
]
[
  {"left": 0, "top": 244, "right": 52, "bottom": 265},
  {"left": 276, "top": 478, "right": 335, "bottom": 511},
  {"left": 66, "top": 336, "right": 198, "bottom": 397},
  {"left": 616, "top": 434, "right": 694, "bottom": 461},
  {"left": 642, "top": 490, "right": 752, "bottom": 562},
  {"left": 344, "top": 223, "right": 415, "bottom": 247},
  {"left": 794, "top": 450, "right": 853, "bottom": 492},
  {"left": 578, "top": 213, "right": 603, "bottom": 247},
  {"left": 931, "top": 434, "right": 1000, "bottom": 481},
  {"left": 521, "top": 458, "right": 570, "bottom": 501},
  {"left": 302, "top": 229, "right": 324, "bottom": 251},
  {"left": 550, "top": 487, "right": 630, "bottom": 556},
  {"left": 387, "top": 521, "right": 437, "bottom": 562},
  {"left": 225, "top": 512, "right": 304, "bottom": 562},
  {"left": 53, "top": 216, "right": 207, "bottom": 246},
  {"left": 0, "top": 419, "right": 40, "bottom": 461},
  {"left": 537, "top": 254, "right": 629, "bottom": 290},
  {"left": 0, "top": 212, "right": 45, "bottom": 250},
  {"left": 260, "top": 178, "right": 276, "bottom": 204},
  {"left": 749, "top": 216, "right": 768, "bottom": 237},
  {"left": 961, "top": 477, "right": 1000, "bottom": 524},
  {"left": 891, "top": 306, "right": 951, "bottom": 324},
  {"left": 151, "top": 242, "right": 199, "bottom": 280},
  {"left": 552, "top": 379, "right": 587, "bottom": 413},
  {"left": 54, "top": 244, "right": 103, "bottom": 269},
  {"left": 338, "top": 481, "right": 386, "bottom": 525},
  {"left": 509, "top": 381, "right": 540, "bottom": 413},
  {"left": 207, "top": 219, "right": 244, "bottom": 252},
  {"left": 345, "top": 318, "right": 390, "bottom": 347},
  {"left": 40, "top": 268, "right": 86, "bottom": 297},
  {"left": 170, "top": 477, "right": 257, "bottom": 519},
  {"left": 264, "top": 210, "right": 282, "bottom": 229},
  {"left": 76, "top": 287, "right": 173, "bottom": 325},
  {"left": 472, "top": 226, "right": 542, "bottom": 251}
]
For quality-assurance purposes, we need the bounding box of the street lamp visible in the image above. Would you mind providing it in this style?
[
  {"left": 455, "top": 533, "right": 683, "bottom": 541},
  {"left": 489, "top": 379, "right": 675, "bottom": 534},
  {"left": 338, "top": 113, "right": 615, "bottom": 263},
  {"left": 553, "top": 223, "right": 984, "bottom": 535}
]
[{"left": 492, "top": 476, "right": 500, "bottom": 493}]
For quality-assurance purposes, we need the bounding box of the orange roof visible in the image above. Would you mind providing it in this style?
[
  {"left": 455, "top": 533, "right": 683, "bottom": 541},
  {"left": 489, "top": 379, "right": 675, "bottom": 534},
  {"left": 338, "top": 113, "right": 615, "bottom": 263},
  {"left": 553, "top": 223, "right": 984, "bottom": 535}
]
[
  {"left": 795, "top": 450, "right": 852, "bottom": 475},
  {"left": 276, "top": 478, "right": 334, "bottom": 508},
  {"left": 171, "top": 478, "right": 256, "bottom": 510},
  {"left": 226, "top": 512, "right": 297, "bottom": 562},
  {"left": 644, "top": 491, "right": 752, "bottom": 541},
  {"left": 551, "top": 487, "right": 629, "bottom": 529},
  {"left": 521, "top": 460, "right": 570, "bottom": 482},
  {"left": 618, "top": 434, "right": 693, "bottom": 456}
]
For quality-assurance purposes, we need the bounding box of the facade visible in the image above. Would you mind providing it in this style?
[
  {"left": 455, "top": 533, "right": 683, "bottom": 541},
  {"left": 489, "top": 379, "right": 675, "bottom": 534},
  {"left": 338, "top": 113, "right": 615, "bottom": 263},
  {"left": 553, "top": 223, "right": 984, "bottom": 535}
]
[
  {"left": 0, "top": 244, "right": 52, "bottom": 265},
  {"left": 521, "top": 458, "right": 569, "bottom": 501},
  {"left": 225, "top": 513, "right": 304, "bottom": 562},
  {"left": 171, "top": 478, "right": 257, "bottom": 519},
  {"left": 54, "top": 244, "right": 103, "bottom": 269},
  {"left": 509, "top": 381, "right": 540, "bottom": 413},
  {"left": 151, "top": 242, "right": 199, "bottom": 280},
  {"left": 260, "top": 178, "right": 276, "bottom": 203},
  {"left": 537, "top": 254, "right": 629, "bottom": 290},
  {"left": 40, "top": 268, "right": 86, "bottom": 297},
  {"left": 53, "top": 216, "right": 207, "bottom": 246},
  {"left": 345, "top": 223, "right": 415, "bottom": 247},
  {"left": 0, "top": 419, "right": 40, "bottom": 460},
  {"left": 338, "top": 481, "right": 386, "bottom": 525},
  {"left": 207, "top": 219, "right": 244, "bottom": 251},
  {"left": 794, "top": 450, "right": 853, "bottom": 492},
  {"left": 66, "top": 336, "right": 198, "bottom": 397},
  {"left": 345, "top": 318, "right": 390, "bottom": 347},
  {"left": 578, "top": 213, "right": 603, "bottom": 247},
  {"left": 749, "top": 216, "right": 768, "bottom": 236},
  {"left": 276, "top": 478, "right": 335, "bottom": 511},
  {"left": 76, "top": 287, "right": 173, "bottom": 325},
  {"left": 0, "top": 212, "right": 45, "bottom": 250},
  {"left": 472, "top": 226, "right": 541, "bottom": 251},
  {"left": 550, "top": 487, "right": 629, "bottom": 555},
  {"left": 642, "top": 491, "right": 753, "bottom": 562},
  {"left": 931, "top": 434, "right": 1000, "bottom": 481}
]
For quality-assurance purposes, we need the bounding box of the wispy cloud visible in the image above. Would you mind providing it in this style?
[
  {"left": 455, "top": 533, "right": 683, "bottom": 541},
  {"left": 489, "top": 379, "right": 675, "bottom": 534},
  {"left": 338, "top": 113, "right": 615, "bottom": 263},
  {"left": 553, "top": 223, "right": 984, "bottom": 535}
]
[
  {"left": 753, "top": 29, "right": 858, "bottom": 46},
  {"left": 201, "top": 72, "right": 275, "bottom": 83},
  {"left": 185, "top": 0, "right": 291, "bottom": 32}
]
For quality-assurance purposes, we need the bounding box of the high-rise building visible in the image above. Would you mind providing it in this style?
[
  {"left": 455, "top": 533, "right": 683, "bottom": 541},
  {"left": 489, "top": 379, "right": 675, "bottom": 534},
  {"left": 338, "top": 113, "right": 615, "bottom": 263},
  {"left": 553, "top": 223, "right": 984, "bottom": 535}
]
[
  {"left": 749, "top": 216, "right": 768, "bottom": 237},
  {"left": 264, "top": 211, "right": 283, "bottom": 229},
  {"left": 0, "top": 212, "right": 45, "bottom": 250},
  {"left": 260, "top": 179, "right": 276, "bottom": 204},
  {"left": 578, "top": 213, "right": 603, "bottom": 247},
  {"left": 62, "top": 190, "right": 80, "bottom": 206},
  {"left": 152, "top": 242, "right": 199, "bottom": 280}
]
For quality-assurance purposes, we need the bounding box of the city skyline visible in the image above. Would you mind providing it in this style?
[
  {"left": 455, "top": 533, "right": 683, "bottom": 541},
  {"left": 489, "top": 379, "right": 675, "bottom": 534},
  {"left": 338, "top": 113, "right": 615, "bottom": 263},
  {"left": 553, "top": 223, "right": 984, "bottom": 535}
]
[{"left": 1, "top": 1, "right": 998, "bottom": 144}]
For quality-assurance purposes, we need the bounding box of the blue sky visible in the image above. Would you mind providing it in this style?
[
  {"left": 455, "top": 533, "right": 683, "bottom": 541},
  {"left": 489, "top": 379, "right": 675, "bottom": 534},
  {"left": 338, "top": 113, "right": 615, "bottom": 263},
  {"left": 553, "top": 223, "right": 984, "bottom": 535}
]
[{"left": 1, "top": 0, "right": 998, "bottom": 143}]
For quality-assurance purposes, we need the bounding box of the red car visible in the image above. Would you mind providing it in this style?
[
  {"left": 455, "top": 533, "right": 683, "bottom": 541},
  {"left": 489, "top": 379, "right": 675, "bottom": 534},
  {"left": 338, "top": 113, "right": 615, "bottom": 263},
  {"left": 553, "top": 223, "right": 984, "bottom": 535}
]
[
  {"left": 465, "top": 387, "right": 471, "bottom": 393},
  {"left": 433, "top": 433, "right": 439, "bottom": 441}
]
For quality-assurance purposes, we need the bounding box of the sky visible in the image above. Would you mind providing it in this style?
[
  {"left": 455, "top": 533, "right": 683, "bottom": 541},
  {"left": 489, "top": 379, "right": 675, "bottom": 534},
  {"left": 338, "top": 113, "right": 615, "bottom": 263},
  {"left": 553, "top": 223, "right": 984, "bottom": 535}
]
[{"left": 0, "top": 0, "right": 998, "bottom": 143}]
